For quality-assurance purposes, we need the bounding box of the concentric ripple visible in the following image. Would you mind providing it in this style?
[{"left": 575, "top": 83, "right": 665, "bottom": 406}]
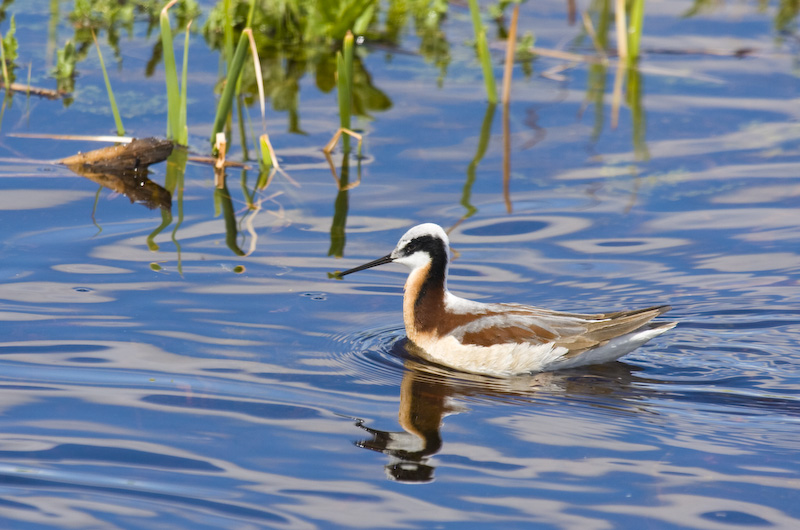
[
  {"left": 323, "top": 322, "right": 657, "bottom": 404},
  {"left": 326, "top": 325, "right": 410, "bottom": 385},
  {"left": 323, "top": 323, "right": 551, "bottom": 397}
]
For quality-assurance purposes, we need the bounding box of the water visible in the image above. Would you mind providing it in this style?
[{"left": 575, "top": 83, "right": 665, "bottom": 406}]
[{"left": 1, "top": 0, "right": 800, "bottom": 528}]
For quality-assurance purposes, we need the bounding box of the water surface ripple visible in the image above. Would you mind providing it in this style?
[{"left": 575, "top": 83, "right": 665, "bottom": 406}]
[{"left": 1, "top": 0, "right": 800, "bottom": 528}]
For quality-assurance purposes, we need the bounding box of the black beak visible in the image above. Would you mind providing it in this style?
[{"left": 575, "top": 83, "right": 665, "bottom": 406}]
[{"left": 336, "top": 254, "right": 394, "bottom": 278}]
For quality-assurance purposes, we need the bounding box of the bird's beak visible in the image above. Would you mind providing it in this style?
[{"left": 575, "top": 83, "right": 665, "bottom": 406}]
[{"left": 336, "top": 254, "right": 394, "bottom": 278}]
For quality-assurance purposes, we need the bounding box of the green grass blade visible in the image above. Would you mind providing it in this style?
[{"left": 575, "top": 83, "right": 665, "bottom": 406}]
[
  {"left": 92, "top": 30, "right": 124, "bottom": 136},
  {"left": 0, "top": 27, "right": 8, "bottom": 89},
  {"left": 1, "top": 14, "right": 18, "bottom": 87},
  {"left": 336, "top": 31, "right": 354, "bottom": 152},
  {"left": 179, "top": 20, "right": 191, "bottom": 145},
  {"left": 336, "top": 52, "right": 346, "bottom": 122},
  {"left": 223, "top": 0, "right": 234, "bottom": 64},
  {"left": 468, "top": 0, "right": 482, "bottom": 37},
  {"left": 341, "top": 31, "right": 353, "bottom": 130},
  {"left": 245, "top": 0, "right": 256, "bottom": 27},
  {"left": 160, "top": 0, "right": 180, "bottom": 142},
  {"left": 336, "top": 52, "right": 349, "bottom": 151},
  {"left": 259, "top": 134, "right": 273, "bottom": 170},
  {"left": 210, "top": 32, "right": 249, "bottom": 151},
  {"left": 628, "top": 0, "right": 645, "bottom": 65}
]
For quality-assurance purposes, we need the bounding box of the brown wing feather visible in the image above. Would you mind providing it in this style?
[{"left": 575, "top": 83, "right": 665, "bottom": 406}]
[
  {"left": 456, "top": 304, "right": 672, "bottom": 355},
  {"left": 460, "top": 321, "right": 558, "bottom": 348},
  {"left": 559, "top": 305, "right": 672, "bottom": 357}
]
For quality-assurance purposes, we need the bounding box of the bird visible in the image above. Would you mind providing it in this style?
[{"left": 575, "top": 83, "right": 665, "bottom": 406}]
[{"left": 336, "top": 223, "right": 676, "bottom": 376}]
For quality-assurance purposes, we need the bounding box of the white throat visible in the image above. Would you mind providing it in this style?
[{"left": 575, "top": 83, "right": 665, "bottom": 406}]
[{"left": 392, "top": 250, "right": 432, "bottom": 272}]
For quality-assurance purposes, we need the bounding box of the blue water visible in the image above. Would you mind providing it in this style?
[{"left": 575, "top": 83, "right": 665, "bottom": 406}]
[{"left": 0, "top": 0, "right": 799, "bottom": 528}]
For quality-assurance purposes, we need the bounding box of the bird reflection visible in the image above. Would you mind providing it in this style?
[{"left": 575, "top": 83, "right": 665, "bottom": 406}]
[
  {"left": 355, "top": 367, "right": 451, "bottom": 483},
  {"left": 355, "top": 343, "right": 643, "bottom": 483}
]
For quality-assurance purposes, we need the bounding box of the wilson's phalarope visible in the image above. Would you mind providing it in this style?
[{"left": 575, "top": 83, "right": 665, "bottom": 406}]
[{"left": 337, "top": 223, "right": 676, "bottom": 376}]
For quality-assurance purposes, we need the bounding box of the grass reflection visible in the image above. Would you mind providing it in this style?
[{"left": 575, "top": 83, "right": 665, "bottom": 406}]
[
  {"left": 576, "top": 0, "right": 649, "bottom": 159},
  {"left": 685, "top": 0, "right": 800, "bottom": 34},
  {"left": 212, "top": 162, "right": 284, "bottom": 260},
  {"left": 167, "top": 147, "right": 188, "bottom": 273},
  {"left": 328, "top": 152, "right": 351, "bottom": 259},
  {"left": 215, "top": 183, "right": 246, "bottom": 257},
  {"left": 461, "top": 103, "right": 497, "bottom": 221},
  {"left": 147, "top": 148, "right": 188, "bottom": 272}
]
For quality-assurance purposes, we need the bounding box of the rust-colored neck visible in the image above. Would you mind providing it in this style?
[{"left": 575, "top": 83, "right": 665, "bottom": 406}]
[{"left": 403, "top": 256, "right": 447, "bottom": 342}]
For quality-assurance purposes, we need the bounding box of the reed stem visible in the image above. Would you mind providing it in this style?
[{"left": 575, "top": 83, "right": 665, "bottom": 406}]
[
  {"left": 501, "top": 3, "right": 519, "bottom": 105},
  {"left": 627, "top": 0, "right": 645, "bottom": 65},
  {"left": 91, "top": 30, "right": 124, "bottom": 136},
  {"left": 337, "top": 31, "right": 354, "bottom": 152},
  {"left": 210, "top": 33, "right": 248, "bottom": 151},
  {"left": 160, "top": 0, "right": 181, "bottom": 141},
  {"left": 178, "top": 20, "right": 191, "bottom": 145},
  {"left": 614, "top": 0, "right": 628, "bottom": 61},
  {"left": 0, "top": 28, "right": 9, "bottom": 90},
  {"left": 210, "top": 0, "right": 257, "bottom": 152}
]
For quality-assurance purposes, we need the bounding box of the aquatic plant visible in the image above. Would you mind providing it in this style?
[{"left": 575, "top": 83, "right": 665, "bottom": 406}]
[
  {"left": 70, "top": 0, "right": 199, "bottom": 58},
  {"left": 627, "top": 0, "right": 645, "bottom": 65},
  {"left": 203, "top": 0, "right": 391, "bottom": 140},
  {"left": 209, "top": 0, "right": 255, "bottom": 152},
  {"left": 160, "top": 0, "right": 191, "bottom": 145},
  {"left": 0, "top": 14, "right": 16, "bottom": 86},
  {"left": 203, "top": 0, "right": 375, "bottom": 49},
  {"left": 91, "top": 30, "right": 124, "bottom": 135},
  {"left": 337, "top": 31, "right": 354, "bottom": 151},
  {"left": 501, "top": 2, "right": 519, "bottom": 104},
  {"left": 52, "top": 40, "right": 77, "bottom": 103}
]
